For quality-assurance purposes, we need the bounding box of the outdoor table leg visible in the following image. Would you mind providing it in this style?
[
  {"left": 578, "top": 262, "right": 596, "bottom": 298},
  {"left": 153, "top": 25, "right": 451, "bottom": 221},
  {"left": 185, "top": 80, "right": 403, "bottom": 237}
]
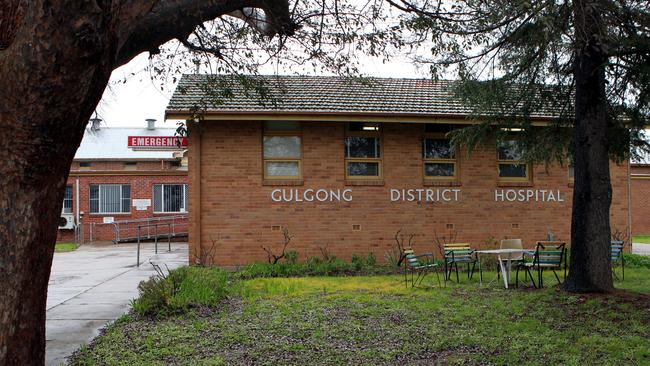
[
  {"left": 478, "top": 253, "right": 482, "bottom": 285},
  {"left": 507, "top": 256, "right": 512, "bottom": 287},
  {"left": 498, "top": 254, "right": 509, "bottom": 289}
]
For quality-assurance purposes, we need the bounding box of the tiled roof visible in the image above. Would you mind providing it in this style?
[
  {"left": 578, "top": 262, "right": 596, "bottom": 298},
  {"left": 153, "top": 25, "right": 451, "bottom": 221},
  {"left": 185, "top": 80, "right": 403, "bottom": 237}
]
[
  {"left": 166, "top": 74, "right": 563, "bottom": 119},
  {"left": 75, "top": 127, "right": 180, "bottom": 160}
]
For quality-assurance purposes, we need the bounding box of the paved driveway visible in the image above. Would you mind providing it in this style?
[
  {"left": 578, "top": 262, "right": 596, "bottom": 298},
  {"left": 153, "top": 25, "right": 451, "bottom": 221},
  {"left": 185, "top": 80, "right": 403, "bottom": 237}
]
[{"left": 46, "top": 242, "right": 188, "bottom": 366}]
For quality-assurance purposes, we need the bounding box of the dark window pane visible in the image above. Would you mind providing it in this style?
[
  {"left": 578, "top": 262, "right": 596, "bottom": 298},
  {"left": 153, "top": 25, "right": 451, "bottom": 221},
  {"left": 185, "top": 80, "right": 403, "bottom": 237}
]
[
  {"left": 497, "top": 140, "right": 524, "bottom": 160},
  {"left": 121, "top": 185, "right": 131, "bottom": 199},
  {"left": 264, "top": 121, "right": 300, "bottom": 131},
  {"left": 424, "top": 139, "right": 454, "bottom": 159},
  {"left": 63, "top": 185, "right": 73, "bottom": 213},
  {"left": 164, "top": 184, "right": 183, "bottom": 212},
  {"left": 345, "top": 137, "right": 380, "bottom": 158},
  {"left": 499, "top": 164, "right": 527, "bottom": 178},
  {"left": 425, "top": 163, "right": 455, "bottom": 177},
  {"left": 424, "top": 124, "right": 453, "bottom": 133},
  {"left": 347, "top": 162, "right": 379, "bottom": 176},
  {"left": 153, "top": 185, "right": 163, "bottom": 212},
  {"left": 348, "top": 122, "right": 379, "bottom": 132},
  {"left": 89, "top": 185, "right": 99, "bottom": 200}
]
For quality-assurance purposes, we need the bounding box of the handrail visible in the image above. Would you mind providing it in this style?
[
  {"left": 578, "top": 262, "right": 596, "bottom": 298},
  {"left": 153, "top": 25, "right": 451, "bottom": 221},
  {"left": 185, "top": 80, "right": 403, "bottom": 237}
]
[{"left": 136, "top": 222, "right": 172, "bottom": 267}]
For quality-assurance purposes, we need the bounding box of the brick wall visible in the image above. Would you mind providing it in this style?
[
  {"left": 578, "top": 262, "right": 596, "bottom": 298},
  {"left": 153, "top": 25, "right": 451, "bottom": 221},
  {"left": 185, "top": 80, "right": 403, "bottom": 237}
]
[
  {"left": 631, "top": 165, "right": 650, "bottom": 235},
  {"left": 57, "top": 165, "right": 187, "bottom": 242},
  {"left": 189, "top": 121, "right": 631, "bottom": 266}
]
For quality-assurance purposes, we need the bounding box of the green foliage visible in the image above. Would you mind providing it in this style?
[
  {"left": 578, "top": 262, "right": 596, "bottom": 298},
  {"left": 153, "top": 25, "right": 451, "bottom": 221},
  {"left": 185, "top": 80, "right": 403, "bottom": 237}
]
[
  {"left": 234, "top": 253, "right": 395, "bottom": 280},
  {"left": 132, "top": 267, "right": 230, "bottom": 317},
  {"left": 623, "top": 253, "right": 650, "bottom": 269},
  {"left": 54, "top": 242, "right": 77, "bottom": 252},
  {"left": 284, "top": 250, "right": 299, "bottom": 264}
]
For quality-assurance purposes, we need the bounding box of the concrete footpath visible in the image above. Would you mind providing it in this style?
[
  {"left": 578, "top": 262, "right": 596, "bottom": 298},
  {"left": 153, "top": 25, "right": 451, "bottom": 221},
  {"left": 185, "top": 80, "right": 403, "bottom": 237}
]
[
  {"left": 632, "top": 243, "right": 650, "bottom": 256},
  {"left": 46, "top": 242, "right": 188, "bottom": 366}
]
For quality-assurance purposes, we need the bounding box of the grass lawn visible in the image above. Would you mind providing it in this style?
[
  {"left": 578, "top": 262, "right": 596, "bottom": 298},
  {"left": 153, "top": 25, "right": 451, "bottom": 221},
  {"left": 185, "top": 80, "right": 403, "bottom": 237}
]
[
  {"left": 54, "top": 242, "right": 77, "bottom": 253},
  {"left": 633, "top": 235, "right": 650, "bottom": 244},
  {"left": 69, "top": 266, "right": 650, "bottom": 366}
]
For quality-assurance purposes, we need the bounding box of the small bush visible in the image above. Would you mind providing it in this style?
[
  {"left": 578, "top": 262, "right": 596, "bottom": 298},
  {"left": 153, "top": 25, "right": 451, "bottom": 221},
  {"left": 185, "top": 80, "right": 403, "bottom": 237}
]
[
  {"left": 285, "top": 251, "right": 299, "bottom": 264},
  {"left": 132, "top": 266, "right": 230, "bottom": 317},
  {"left": 623, "top": 253, "right": 650, "bottom": 268}
]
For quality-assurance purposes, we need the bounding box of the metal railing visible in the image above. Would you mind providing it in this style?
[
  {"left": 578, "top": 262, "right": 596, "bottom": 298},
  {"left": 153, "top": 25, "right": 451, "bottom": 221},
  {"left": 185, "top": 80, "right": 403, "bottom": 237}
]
[
  {"left": 109, "top": 215, "right": 188, "bottom": 243},
  {"left": 136, "top": 223, "right": 172, "bottom": 267}
]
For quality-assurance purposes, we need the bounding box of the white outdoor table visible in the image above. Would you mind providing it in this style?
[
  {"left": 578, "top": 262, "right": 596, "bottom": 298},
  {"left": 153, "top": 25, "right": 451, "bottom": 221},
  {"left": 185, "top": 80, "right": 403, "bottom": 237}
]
[{"left": 475, "top": 249, "right": 534, "bottom": 289}]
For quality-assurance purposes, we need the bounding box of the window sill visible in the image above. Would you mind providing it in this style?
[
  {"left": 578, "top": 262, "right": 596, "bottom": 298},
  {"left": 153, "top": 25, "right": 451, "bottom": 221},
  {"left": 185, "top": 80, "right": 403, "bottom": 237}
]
[
  {"left": 345, "top": 179, "right": 385, "bottom": 186},
  {"left": 423, "top": 180, "right": 461, "bottom": 187},
  {"left": 497, "top": 181, "right": 533, "bottom": 188},
  {"left": 89, "top": 213, "right": 132, "bottom": 216},
  {"left": 262, "top": 179, "right": 304, "bottom": 186}
]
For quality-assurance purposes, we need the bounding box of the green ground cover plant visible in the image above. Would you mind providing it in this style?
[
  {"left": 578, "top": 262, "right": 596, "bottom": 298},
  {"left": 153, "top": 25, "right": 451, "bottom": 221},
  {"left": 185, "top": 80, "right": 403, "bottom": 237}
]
[
  {"left": 632, "top": 235, "right": 650, "bottom": 244},
  {"left": 69, "top": 257, "right": 650, "bottom": 366},
  {"left": 54, "top": 242, "right": 77, "bottom": 252}
]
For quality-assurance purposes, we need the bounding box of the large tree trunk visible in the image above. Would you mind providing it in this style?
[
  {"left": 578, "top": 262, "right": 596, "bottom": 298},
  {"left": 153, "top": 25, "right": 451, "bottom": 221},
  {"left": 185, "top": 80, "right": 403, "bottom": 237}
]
[
  {"left": 0, "top": 1, "right": 293, "bottom": 364},
  {"left": 564, "top": 0, "right": 614, "bottom": 293},
  {"left": 0, "top": 3, "right": 116, "bottom": 364}
]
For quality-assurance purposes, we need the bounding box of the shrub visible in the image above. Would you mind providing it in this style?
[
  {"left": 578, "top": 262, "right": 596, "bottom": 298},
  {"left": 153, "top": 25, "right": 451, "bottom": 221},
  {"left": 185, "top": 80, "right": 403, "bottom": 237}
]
[
  {"left": 132, "top": 266, "right": 230, "bottom": 317},
  {"left": 623, "top": 253, "right": 650, "bottom": 268},
  {"left": 284, "top": 250, "right": 299, "bottom": 264}
]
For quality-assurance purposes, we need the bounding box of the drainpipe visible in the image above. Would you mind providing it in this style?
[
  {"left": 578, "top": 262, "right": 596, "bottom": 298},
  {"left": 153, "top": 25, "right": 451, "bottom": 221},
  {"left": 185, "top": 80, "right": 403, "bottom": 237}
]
[{"left": 75, "top": 177, "right": 80, "bottom": 225}]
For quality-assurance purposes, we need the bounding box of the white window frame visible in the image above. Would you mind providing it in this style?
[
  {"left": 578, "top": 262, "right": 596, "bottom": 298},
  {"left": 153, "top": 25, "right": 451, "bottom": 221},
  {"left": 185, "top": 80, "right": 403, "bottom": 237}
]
[
  {"left": 89, "top": 184, "right": 131, "bottom": 214},
  {"left": 153, "top": 184, "right": 188, "bottom": 213}
]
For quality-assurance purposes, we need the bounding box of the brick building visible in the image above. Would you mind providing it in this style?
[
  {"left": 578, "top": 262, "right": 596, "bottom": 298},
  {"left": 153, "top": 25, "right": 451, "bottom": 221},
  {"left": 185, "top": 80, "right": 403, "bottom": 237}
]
[
  {"left": 57, "top": 119, "right": 188, "bottom": 243},
  {"left": 631, "top": 157, "right": 650, "bottom": 235},
  {"left": 166, "top": 75, "right": 631, "bottom": 266}
]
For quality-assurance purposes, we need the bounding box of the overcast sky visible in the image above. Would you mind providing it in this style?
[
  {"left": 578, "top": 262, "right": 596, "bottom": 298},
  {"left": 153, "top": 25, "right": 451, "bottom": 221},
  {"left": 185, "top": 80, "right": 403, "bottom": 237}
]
[{"left": 96, "top": 51, "right": 428, "bottom": 128}]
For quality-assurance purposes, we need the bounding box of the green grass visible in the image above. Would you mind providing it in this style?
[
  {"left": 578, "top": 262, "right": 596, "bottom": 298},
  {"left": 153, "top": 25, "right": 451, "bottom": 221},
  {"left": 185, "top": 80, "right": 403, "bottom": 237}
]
[
  {"left": 69, "top": 265, "right": 650, "bottom": 366},
  {"left": 632, "top": 235, "right": 650, "bottom": 244},
  {"left": 54, "top": 242, "right": 77, "bottom": 252}
]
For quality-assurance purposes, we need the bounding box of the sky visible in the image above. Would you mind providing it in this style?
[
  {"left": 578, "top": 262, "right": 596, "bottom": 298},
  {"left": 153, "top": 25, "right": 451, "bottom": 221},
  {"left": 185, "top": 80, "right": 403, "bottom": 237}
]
[{"left": 96, "top": 51, "right": 428, "bottom": 128}]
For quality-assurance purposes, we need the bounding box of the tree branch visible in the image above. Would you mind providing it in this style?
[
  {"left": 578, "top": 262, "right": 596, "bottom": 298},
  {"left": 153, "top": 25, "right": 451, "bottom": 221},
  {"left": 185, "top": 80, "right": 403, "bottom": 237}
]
[{"left": 115, "top": 0, "right": 296, "bottom": 67}]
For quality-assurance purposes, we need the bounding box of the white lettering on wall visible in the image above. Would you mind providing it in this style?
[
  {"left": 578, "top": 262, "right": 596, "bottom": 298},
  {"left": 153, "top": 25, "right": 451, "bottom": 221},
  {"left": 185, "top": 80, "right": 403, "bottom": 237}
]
[
  {"left": 271, "top": 189, "right": 353, "bottom": 202},
  {"left": 494, "top": 189, "right": 564, "bottom": 202},
  {"left": 389, "top": 188, "right": 461, "bottom": 202}
]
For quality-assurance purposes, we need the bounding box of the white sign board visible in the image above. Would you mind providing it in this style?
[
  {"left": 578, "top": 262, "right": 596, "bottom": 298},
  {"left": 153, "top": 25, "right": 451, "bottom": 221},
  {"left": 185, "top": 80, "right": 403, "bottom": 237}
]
[
  {"left": 133, "top": 199, "right": 151, "bottom": 211},
  {"left": 102, "top": 217, "right": 114, "bottom": 224}
]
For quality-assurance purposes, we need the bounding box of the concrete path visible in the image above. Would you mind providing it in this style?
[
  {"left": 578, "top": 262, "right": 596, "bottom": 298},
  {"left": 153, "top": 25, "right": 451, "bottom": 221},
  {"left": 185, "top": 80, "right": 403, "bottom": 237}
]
[
  {"left": 46, "top": 242, "right": 188, "bottom": 366},
  {"left": 632, "top": 243, "right": 650, "bottom": 256}
]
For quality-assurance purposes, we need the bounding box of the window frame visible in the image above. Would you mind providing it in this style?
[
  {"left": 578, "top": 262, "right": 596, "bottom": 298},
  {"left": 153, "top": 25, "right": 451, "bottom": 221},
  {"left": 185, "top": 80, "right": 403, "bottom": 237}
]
[
  {"left": 496, "top": 138, "right": 531, "bottom": 182},
  {"left": 262, "top": 122, "right": 303, "bottom": 180},
  {"left": 423, "top": 132, "right": 458, "bottom": 181},
  {"left": 89, "top": 184, "right": 131, "bottom": 214},
  {"left": 344, "top": 123, "right": 383, "bottom": 180},
  {"left": 153, "top": 183, "right": 188, "bottom": 213}
]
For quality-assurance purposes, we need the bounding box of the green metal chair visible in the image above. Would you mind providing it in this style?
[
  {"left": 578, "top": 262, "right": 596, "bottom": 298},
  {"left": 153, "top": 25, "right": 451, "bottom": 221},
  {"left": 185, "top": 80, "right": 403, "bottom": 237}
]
[
  {"left": 443, "top": 243, "right": 478, "bottom": 283},
  {"left": 611, "top": 240, "right": 625, "bottom": 281},
  {"left": 516, "top": 241, "right": 566, "bottom": 288},
  {"left": 404, "top": 248, "right": 441, "bottom": 288}
]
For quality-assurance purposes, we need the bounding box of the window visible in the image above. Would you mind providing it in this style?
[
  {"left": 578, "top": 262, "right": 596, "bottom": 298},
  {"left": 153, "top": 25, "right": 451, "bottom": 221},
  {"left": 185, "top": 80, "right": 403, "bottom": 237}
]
[
  {"left": 79, "top": 162, "right": 91, "bottom": 170},
  {"left": 497, "top": 139, "right": 530, "bottom": 181},
  {"left": 345, "top": 122, "right": 381, "bottom": 179},
  {"left": 124, "top": 162, "right": 137, "bottom": 171},
  {"left": 423, "top": 125, "right": 457, "bottom": 180},
  {"left": 62, "top": 185, "right": 73, "bottom": 214},
  {"left": 153, "top": 184, "right": 188, "bottom": 213},
  {"left": 568, "top": 165, "right": 574, "bottom": 182},
  {"left": 263, "top": 121, "right": 301, "bottom": 179},
  {"left": 89, "top": 184, "right": 131, "bottom": 214}
]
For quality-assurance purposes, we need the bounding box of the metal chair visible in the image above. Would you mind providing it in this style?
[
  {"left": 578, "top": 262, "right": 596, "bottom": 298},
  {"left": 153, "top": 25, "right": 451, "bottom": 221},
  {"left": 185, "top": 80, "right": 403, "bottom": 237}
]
[
  {"left": 403, "top": 248, "right": 441, "bottom": 288},
  {"left": 516, "top": 241, "right": 566, "bottom": 288},
  {"left": 611, "top": 240, "right": 625, "bottom": 281},
  {"left": 443, "top": 243, "right": 478, "bottom": 283}
]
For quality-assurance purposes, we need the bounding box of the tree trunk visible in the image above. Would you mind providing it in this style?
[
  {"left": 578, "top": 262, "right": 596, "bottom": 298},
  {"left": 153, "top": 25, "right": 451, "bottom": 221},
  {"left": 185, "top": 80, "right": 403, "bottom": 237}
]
[
  {"left": 564, "top": 0, "right": 614, "bottom": 293},
  {"left": 0, "top": 4, "right": 115, "bottom": 364}
]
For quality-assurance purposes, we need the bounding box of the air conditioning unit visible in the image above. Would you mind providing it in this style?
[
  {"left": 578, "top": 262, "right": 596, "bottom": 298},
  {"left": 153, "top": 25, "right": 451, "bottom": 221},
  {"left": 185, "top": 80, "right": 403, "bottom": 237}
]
[{"left": 58, "top": 214, "right": 75, "bottom": 230}]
